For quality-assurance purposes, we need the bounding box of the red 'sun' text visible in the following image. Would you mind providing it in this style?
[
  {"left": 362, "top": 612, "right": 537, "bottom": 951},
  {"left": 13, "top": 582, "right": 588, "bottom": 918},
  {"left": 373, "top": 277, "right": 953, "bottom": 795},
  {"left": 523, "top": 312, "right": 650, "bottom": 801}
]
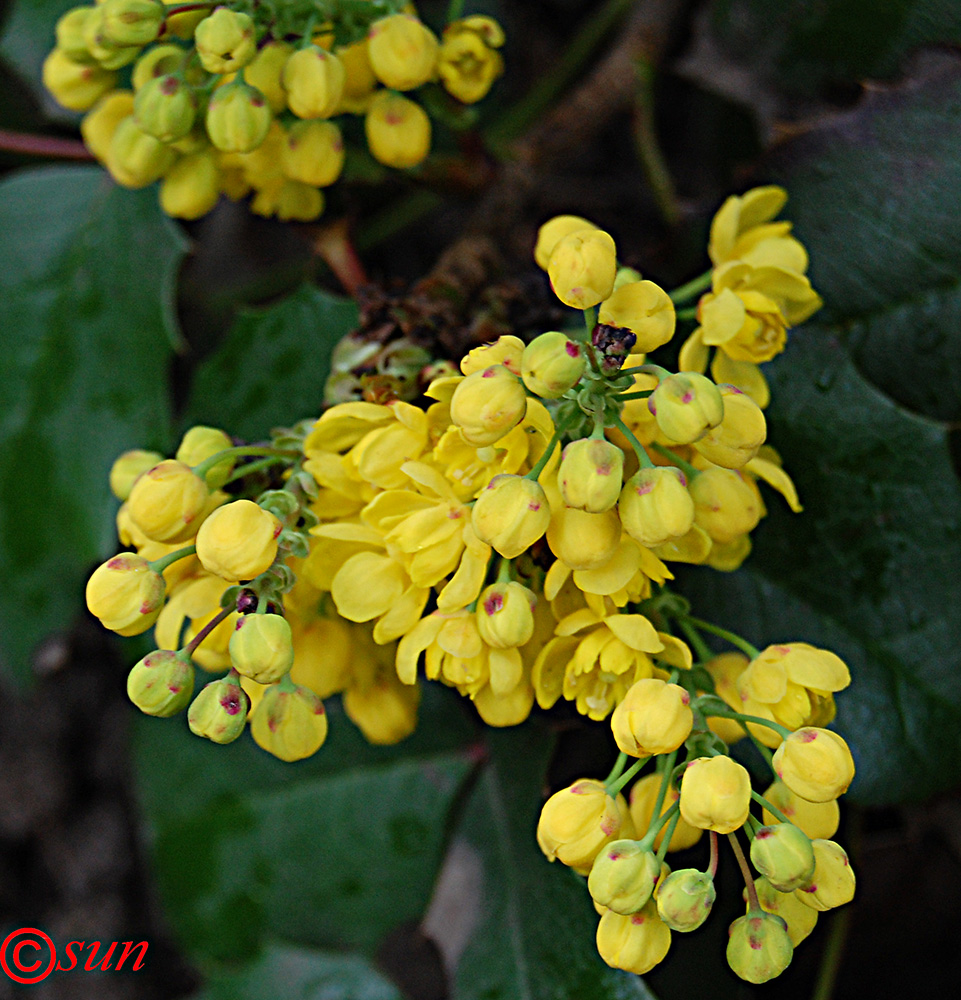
[{"left": 1, "top": 928, "right": 147, "bottom": 984}]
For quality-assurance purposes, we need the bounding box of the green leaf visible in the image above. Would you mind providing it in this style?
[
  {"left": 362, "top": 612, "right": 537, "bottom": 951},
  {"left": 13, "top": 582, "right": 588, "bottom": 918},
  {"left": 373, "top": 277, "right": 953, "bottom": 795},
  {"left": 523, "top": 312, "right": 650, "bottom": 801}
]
[
  {"left": 183, "top": 283, "right": 359, "bottom": 441},
  {"left": 710, "top": 0, "right": 961, "bottom": 97},
  {"left": 678, "top": 331, "right": 961, "bottom": 806},
  {"left": 134, "top": 690, "right": 476, "bottom": 964},
  {"left": 191, "top": 942, "right": 403, "bottom": 1000},
  {"left": 768, "top": 53, "right": 961, "bottom": 422},
  {"left": 0, "top": 165, "right": 185, "bottom": 682},
  {"left": 0, "top": 0, "right": 77, "bottom": 106},
  {"left": 450, "top": 723, "right": 659, "bottom": 1000}
]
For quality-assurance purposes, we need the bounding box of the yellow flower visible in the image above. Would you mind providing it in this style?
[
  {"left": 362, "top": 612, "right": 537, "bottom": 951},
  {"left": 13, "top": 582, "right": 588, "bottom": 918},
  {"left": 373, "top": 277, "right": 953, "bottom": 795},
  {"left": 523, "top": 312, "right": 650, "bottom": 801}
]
[
  {"left": 611, "top": 678, "right": 693, "bottom": 757},
  {"left": 794, "top": 840, "right": 855, "bottom": 911},
  {"left": 195, "top": 499, "right": 282, "bottom": 581},
  {"left": 250, "top": 683, "right": 328, "bottom": 761},
  {"left": 753, "top": 876, "right": 818, "bottom": 946},
  {"left": 679, "top": 755, "right": 751, "bottom": 833},
  {"left": 365, "top": 90, "right": 431, "bottom": 169},
  {"left": 86, "top": 553, "right": 165, "bottom": 636},
  {"left": 437, "top": 16, "right": 504, "bottom": 104},
  {"left": 534, "top": 215, "right": 598, "bottom": 271},
  {"left": 449, "top": 365, "right": 528, "bottom": 446},
  {"left": 596, "top": 901, "right": 672, "bottom": 975},
  {"left": 537, "top": 778, "right": 632, "bottom": 874},
  {"left": 532, "top": 604, "right": 664, "bottom": 720},
  {"left": 547, "top": 229, "right": 617, "bottom": 309},
  {"left": 629, "top": 773, "right": 702, "bottom": 852},
  {"left": 367, "top": 13, "right": 439, "bottom": 91},
  {"left": 773, "top": 728, "right": 855, "bottom": 803},
  {"left": 598, "top": 280, "right": 675, "bottom": 354}
]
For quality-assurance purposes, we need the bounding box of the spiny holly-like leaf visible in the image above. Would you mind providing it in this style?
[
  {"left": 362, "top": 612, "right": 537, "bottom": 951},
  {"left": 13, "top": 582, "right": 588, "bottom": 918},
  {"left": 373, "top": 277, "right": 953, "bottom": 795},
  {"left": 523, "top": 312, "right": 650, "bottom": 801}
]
[
  {"left": 183, "top": 283, "right": 359, "bottom": 441},
  {"left": 0, "top": 166, "right": 184, "bottom": 682},
  {"left": 449, "top": 723, "right": 660, "bottom": 1000}
]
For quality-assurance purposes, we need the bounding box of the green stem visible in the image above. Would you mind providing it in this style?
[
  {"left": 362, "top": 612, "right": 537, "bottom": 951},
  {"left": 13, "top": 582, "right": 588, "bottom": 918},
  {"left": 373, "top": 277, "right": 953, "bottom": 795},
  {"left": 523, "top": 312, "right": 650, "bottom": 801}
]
[
  {"left": 446, "top": 0, "right": 465, "bottom": 20},
  {"left": 525, "top": 430, "right": 561, "bottom": 482},
  {"left": 583, "top": 306, "right": 598, "bottom": 339},
  {"left": 604, "top": 751, "right": 628, "bottom": 786},
  {"left": 700, "top": 706, "right": 791, "bottom": 742},
  {"left": 192, "top": 445, "right": 295, "bottom": 481},
  {"left": 279, "top": 672, "right": 298, "bottom": 693},
  {"left": 810, "top": 894, "right": 852, "bottom": 1000},
  {"left": 751, "top": 790, "right": 792, "bottom": 827},
  {"left": 616, "top": 390, "right": 654, "bottom": 401},
  {"left": 220, "top": 455, "right": 287, "bottom": 486},
  {"left": 678, "top": 618, "right": 713, "bottom": 663},
  {"left": 633, "top": 56, "right": 679, "bottom": 229},
  {"left": 676, "top": 306, "right": 698, "bottom": 321},
  {"left": 649, "top": 442, "right": 699, "bottom": 481},
  {"left": 741, "top": 723, "right": 776, "bottom": 768},
  {"left": 655, "top": 809, "right": 681, "bottom": 865},
  {"left": 147, "top": 544, "right": 196, "bottom": 576},
  {"left": 727, "top": 831, "right": 760, "bottom": 912},
  {"left": 681, "top": 615, "right": 761, "bottom": 660},
  {"left": 649, "top": 748, "right": 678, "bottom": 827},
  {"left": 496, "top": 558, "right": 513, "bottom": 584},
  {"left": 612, "top": 414, "right": 654, "bottom": 469},
  {"left": 638, "top": 800, "right": 679, "bottom": 853},
  {"left": 486, "top": 0, "right": 637, "bottom": 148},
  {"left": 669, "top": 269, "right": 712, "bottom": 305},
  {"left": 620, "top": 363, "right": 670, "bottom": 379},
  {"left": 606, "top": 756, "right": 648, "bottom": 798}
]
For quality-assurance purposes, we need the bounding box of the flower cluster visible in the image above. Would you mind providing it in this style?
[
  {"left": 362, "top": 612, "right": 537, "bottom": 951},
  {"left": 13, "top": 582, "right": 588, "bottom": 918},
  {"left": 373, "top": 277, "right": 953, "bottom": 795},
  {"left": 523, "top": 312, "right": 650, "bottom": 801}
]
[
  {"left": 83, "top": 184, "right": 854, "bottom": 980},
  {"left": 537, "top": 645, "right": 855, "bottom": 984},
  {"left": 45, "top": 0, "right": 504, "bottom": 220}
]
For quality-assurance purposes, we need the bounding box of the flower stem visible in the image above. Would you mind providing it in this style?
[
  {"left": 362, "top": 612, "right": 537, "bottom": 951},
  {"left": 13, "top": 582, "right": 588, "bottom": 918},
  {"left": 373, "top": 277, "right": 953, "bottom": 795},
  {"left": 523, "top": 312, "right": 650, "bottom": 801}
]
[
  {"left": 750, "top": 790, "right": 792, "bottom": 827},
  {"left": 655, "top": 809, "right": 681, "bottom": 864},
  {"left": 606, "top": 755, "right": 648, "bottom": 798},
  {"left": 148, "top": 545, "right": 196, "bottom": 576},
  {"left": 604, "top": 751, "right": 628, "bottom": 786},
  {"left": 678, "top": 618, "right": 713, "bottom": 663},
  {"left": 699, "top": 706, "right": 791, "bottom": 742},
  {"left": 649, "top": 442, "right": 699, "bottom": 481},
  {"left": 727, "top": 831, "right": 760, "bottom": 912},
  {"left": 192, "top": 445, "right": 296, "bottom": 481},
  {"left": 0, "top": 129, "right": 93, "bottom": 160},
  {"left": 706, "top": 830, "right": 719, "bottom": 878},
  {"left": 184, "top": 606, "right": 234, "bottom": 657},
  {"left": 681, "top": 615, "right": 761, "bottom": 660},
  {"left": 669, "top": 270, "right": 712, "bottom": 305},
  {"left": 612, "top": 414, "right": 654, "bottom": 469}
]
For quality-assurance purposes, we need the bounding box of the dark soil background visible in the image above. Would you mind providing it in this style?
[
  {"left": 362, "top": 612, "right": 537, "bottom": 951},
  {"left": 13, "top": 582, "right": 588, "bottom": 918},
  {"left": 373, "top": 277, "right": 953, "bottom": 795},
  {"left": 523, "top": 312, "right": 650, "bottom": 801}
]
[{"left": 3, "top": 0, "right": 961, "bottom": 997}]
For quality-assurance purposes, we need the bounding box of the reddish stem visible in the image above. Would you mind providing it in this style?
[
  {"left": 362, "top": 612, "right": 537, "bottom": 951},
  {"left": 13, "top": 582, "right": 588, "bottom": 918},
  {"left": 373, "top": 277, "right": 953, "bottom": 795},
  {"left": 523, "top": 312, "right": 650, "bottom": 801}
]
[
  {"left": 185, "top": 606, "right": 234, "bottom": 656},
  {"left": 727, "top": 831, "right": 760, "bottom": 911},
  {"left": 0, "top": 129, "right": 93, "bottom": 161},
  {"left": 312, "top": 217, "right": 370, "bottom": 295},
  {"left": 707, "top": 830, "right": 719, "bottom": 879}
]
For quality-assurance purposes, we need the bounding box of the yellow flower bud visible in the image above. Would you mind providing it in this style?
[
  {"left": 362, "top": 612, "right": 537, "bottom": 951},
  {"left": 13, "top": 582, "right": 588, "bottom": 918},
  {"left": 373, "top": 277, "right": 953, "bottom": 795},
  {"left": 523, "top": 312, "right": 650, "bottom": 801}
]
[
  {"left": 245, "top": 40, "right": 293, "bottom": 113},
  {"left": 195, "top": 499, "right": 281, "bottom": 581},
  {"left": 588, "top": 840, "right": 660, "bottom": 915},
  {"left": 794, "top": 839, "right": 855, "bottom": 911},
  {"left": 476, "top": 582, "right": 536, "bottom": 648},
  {"left": 520, "top": 331, "right": 586, "bottom": 399},
  {"left": 193, "top": 7, "right": 256, "bottom": 73},
  {"left": 753, "top": 876, "right": 818, "bottom": 946},
  {"left": 100, "top": 0, "right": 164, "bottom": 47},
  {"left": 126, "top": 648, "right": 194, "bottom": 716},
  {"left": 160, "top": 151, "right": 221, "bottom": 220},
  {"left": 437, "top": 15, "right": 504, "bottom": 104},
  {"left": 81, "top": 89, "right": 135, "bottom": 160},
  {"left": 228, "top": 613, "right": 294, "bottom": 684},
  {"left": 726, "top": 912, "right": 793, "bottom": 984},
  {"left": 43, "top": 48, "right": 117, "bottom": 111},
  {"left": 205, "top": 81, "right": 271, "bottom": 153},
  {"left": 336, "top": 38, "right": 377, "bottom": 110},
  {"left": 251, "top": 683, "right": 328, "bottom": 761},
  {"left": 547, "top": 229, "right": 617, "bottom": 309},
  {"left": 690, "top": 467, "right": 761, "bottom": 545},
  {"left": 618, "top": 466, "right": 694, "bottom": 548},
  {"left": 648, "top": 372, "right": 724, "bottom": 444},
  {"left": 534, "top": 215, "right": 598, "bottom": 271},
  {"left": 367, "top": 13, "right": 439, "bottom": 91},
  {"left": 86, "top": 552, "right": 165, "bottom": 636},
  {"left": 282, "top": 46, "right": 346, "bottom": 120},
  {"left": 107, "top": 116, "right": 177, "bottom": 188},
  {"left": 364, "top": 90, "right": 431, "bottom": 168},
  {"left": 655, "top": 868, "right": 716, "bottom": 931},
  {"left": 772, "top": 728, "right": 855, "bottom": 803},
  {"left": 679, "top": 755, "right": 751, "bottom": 834},
  {"left": 127, "top": 458, "right": 209, "bottom": 542},
  {"left": 460, "top": 334, "right": 524, "bottom": 376},
  {"left": 56, "top": 7, "right": 97, "bottom": 63},
  {"left": 546, "top": 496, "right": 621, "bottom": 570},
  {"left": 761, "top": 780, "right": 839, "bottom": 840},
  {"left": 175, "top": 425, "right": 234, "bottom": 488},
  {"left": 81, "top": 7, "right": 140, "bottom": 69},
  {"left": 611, "top": 678, "right": 693, "bottom": 757},
  {"left": 132, "top": 42, "right": 184, "bottom": 90},
  {"left": 261, "top": 180, "right": 325, "bottom": 222},
  {"left": 343, "top": 668, "right": 420, "bottom": 745},
  {"left": 596, "top": 901, "right": 672, "bottom": 975},
  {"left": 188, "top": 673, "right": 249, "bottom": 743},
  {"left": 450, "top": 365, "right": 527, "bottom": 446},
  {"left": 693, "top": 384, "right": 766, "bottom": 468},
  {"left": 557, "top": 438, "right": 624, "bottom": 513},
  {"left": 109, "top": 448, "right": 164, "bottom": 500},
  {"left": 472, "top": 474, "right": 550, "bottom": 559},
  {"left": 750, "top": 824, "right": 816, "bottom": 892},
  {"left": 161, "top": 0, "right": 207, "bottom": 40},
  {"left": 133, "top": 72, "right": 196, "bottom": 142},
  {"left": 598, "top": 280, "right": 676, "bottom": 354},
  {"left": 629, "top": 773, "right": 703, "bottom": 852},
  {"left": 281, "top": 120, "right": 345, "bottom": 187},
  {"left": 536, "top": 778, "right": 626, "bottom": 874}
]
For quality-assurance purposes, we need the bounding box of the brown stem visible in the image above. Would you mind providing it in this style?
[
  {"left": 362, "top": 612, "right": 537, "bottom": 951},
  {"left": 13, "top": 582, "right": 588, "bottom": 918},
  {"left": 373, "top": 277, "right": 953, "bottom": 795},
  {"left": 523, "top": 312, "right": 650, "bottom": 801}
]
[
  {"left": 707, "top": 830, "right": 719, "bottom": 878},
  {"left": 185, "top": 606, "right": 234, "bottom": 657},
  {"left": 727, "top": 831, "right": 760, "bottom": 911},
  {"left": 311, "top": 217, "right": 370, "bottom": 296},
  {"left": 0, "top": 129, "right": 93, "bottom": 161}
]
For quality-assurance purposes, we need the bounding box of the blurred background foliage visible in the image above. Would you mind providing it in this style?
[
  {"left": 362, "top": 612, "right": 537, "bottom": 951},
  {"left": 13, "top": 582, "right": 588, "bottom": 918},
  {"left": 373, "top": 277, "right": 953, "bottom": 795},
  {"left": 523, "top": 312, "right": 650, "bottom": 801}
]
[{"left": 1, "top": 1, "right": 961, "bottom": 998}]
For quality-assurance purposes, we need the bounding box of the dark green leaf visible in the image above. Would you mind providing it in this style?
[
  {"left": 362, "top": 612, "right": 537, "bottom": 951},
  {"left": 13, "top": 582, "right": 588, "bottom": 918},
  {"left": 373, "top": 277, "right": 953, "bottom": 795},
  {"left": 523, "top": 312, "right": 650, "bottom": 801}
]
[
  {"left": 134, "top": 691, "right": 476, "bottom": 964},
  {"left": 450, "top": 723, "right": 659, "bottom": 1000},
  {"left": 710, "top": 0, "right": 961, "bottom": 97},
  {"left": 183, "top": 283, "right": 359, "bottom": 441},
  {"left": 677, "top": 331, "right": 961, "bottom": 806},
  {"left": 191, "top": 942, "right": 402, "bottom": 1000},
  {"left": 0, "top": 165, "right": 184, "bottom": 682}
]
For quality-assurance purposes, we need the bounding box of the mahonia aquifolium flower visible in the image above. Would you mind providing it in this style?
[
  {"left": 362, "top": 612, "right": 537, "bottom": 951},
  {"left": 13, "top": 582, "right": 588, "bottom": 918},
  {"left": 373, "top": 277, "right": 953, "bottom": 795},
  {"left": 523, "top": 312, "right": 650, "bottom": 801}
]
[
  {"left": 45, "top": 1, "right": 506, "bottom": 221},
  {"left": 83, "top": 187, "right": 850, "bottom": 984}
]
